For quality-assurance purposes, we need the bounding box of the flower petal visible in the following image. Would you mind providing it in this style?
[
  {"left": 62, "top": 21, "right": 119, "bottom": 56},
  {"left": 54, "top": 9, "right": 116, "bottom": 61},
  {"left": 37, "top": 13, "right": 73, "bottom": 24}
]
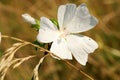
[
  {"left": 22, "top": 13, "right": 36, "bottom": 24},
  {"left": 37, "top": 17, "right": 59, "bottom": 43},
  {"left": 66, "top": 34, "right": 98, "bottom": 65},
  {"left": 58, "top": 4, "right": 76, "bottom": 30},
  {"left": 65, "top": 3, "right": 98, "bottom": 33},
  {"left": 50, "top": 38, "right": 72, "bottom": 59}
]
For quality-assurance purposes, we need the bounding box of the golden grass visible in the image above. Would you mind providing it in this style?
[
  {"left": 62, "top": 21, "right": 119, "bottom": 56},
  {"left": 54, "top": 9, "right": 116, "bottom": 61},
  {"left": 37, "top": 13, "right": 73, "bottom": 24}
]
[
  {"left": 1, "top": 35, "right": 94, "bottom": 80},
  {"left": 0, "top": 42, "right": 28, "bottom": 80},
  {"left": 32, "top": 55, "right": 47, "bottom": 80}
]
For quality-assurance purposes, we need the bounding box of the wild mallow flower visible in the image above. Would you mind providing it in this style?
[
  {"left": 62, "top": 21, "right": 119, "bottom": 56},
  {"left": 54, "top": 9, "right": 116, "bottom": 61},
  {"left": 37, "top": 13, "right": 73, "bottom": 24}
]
[{"left": 37, "top": 3, "right": 98, "bottom": 65}]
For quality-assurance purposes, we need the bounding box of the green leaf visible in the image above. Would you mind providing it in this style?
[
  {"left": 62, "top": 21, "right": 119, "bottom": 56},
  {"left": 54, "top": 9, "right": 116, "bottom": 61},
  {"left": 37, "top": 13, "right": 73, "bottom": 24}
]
[
  {"left": 31, "top": 19, "right": 40, "bottom": 31},
  {"left": 33, "top": 40, "right": 45, "bottom": 51},
  {"left": 31, "top": 24, "right": 40, "bottom": 31},
  {"left": 35, "top": 19, "right": 40, "bottom": 25},
  {"left": 50, "top": 18, "right": 59, "bottom": 29}
]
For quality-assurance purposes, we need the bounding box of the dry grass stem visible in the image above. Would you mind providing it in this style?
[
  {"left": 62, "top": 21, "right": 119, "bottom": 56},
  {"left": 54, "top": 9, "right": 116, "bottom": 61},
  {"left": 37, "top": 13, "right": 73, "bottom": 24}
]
[
  {"left": 32, "top": 54, "right": 49, "bottom": 80},
  {"left": 13, "top": 55, "right": 36, "bottom": 69},
  {"left": 0, "top": 42, "right": 28, "bottom": 80},
  {"left": 1, "top": 35, "right": 94, "bottom": 80}
]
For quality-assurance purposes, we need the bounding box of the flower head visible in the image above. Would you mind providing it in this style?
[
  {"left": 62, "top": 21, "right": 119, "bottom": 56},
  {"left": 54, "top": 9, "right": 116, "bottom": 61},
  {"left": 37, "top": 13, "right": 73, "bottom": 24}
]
[{"left": 37, "top": 3, "right": 98, "bottom": 65}]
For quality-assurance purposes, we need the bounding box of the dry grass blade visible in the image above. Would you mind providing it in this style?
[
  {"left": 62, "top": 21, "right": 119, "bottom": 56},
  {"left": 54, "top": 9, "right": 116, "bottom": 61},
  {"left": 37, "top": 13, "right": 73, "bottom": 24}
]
[
  {"left": 32, "top": 54, "right": 49, "bottom": 80},
  {"left": 0, "top": 42, "right": 28, "bottom": 80},
  {"left": 13, "top": 55, "right": 36, "bottom": 69},
  {"left": 0, "top": 43, "right": 24, "bottom": 64},
  {"left": 1, "top": 35, "right": 94, "bottom": 80}
]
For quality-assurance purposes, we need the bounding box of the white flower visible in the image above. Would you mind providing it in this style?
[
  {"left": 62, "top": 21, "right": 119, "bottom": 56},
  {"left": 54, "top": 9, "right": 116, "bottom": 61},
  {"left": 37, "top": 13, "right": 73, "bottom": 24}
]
[
  {"left": 37, "top": 3, "right": 98, "bottom": 65},
  {"left": 22, "top": 13, "right": 36, "bottom": 24}
]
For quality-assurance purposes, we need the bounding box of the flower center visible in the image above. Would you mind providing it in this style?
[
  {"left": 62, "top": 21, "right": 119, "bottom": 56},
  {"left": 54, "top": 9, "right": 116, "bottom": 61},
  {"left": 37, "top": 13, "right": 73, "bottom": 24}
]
[{"left": 59, "top": 31, "right": 69, "bottom": 38}]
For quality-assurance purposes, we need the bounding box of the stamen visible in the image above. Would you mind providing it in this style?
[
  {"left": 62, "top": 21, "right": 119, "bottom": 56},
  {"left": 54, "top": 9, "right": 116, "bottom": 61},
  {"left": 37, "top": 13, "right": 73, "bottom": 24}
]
[{"left": 59, "top": 31, "right": 69, "bottom": 38}]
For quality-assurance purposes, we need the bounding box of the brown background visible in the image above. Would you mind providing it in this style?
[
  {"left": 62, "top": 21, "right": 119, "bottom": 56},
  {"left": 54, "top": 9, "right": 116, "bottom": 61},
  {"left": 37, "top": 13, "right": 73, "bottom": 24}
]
[{"left": 0, "top": 0, "right": 120, "bottom": 80}]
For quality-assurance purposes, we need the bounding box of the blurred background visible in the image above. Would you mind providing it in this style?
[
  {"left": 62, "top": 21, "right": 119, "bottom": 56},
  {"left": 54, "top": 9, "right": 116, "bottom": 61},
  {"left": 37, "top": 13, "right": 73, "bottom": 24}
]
[{"left": 0, "top": 0, "right": 120, "bottom": 80}]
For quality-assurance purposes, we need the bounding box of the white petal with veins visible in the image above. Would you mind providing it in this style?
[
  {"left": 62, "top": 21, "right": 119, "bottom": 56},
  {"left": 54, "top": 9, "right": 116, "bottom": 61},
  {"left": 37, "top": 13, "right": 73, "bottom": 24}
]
[
  {"left": 66, "top": 34, "right": 98, "bottom": 65},
  {"left": 65, "top": 3, "right": 98, "bottom": 33},
  {"left": 50, "top": 38, "right": 72, "bottom": 59},
  {"left": 37, "top": 17, "right": 59, "bottom": 43},
  {"left": 58, "top": 4, "right": 76, "bottom": 30}
]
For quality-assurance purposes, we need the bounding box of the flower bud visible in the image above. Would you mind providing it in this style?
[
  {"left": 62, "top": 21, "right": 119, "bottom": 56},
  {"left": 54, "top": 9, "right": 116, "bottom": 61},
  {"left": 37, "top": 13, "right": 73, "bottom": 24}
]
[{"left": 22, "top": 13, "right": 36, "bottom": 24}]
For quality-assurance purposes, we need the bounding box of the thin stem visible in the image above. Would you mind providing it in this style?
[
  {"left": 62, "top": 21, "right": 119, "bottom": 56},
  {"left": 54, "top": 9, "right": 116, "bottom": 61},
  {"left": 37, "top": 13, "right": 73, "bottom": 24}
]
[
  {"left": 1, "top": 35, "right": 52, "bottom": 54},
  {"left": 63, "top": 60, "right": 94, "bottom": 80},
  {"left": 31, "top": 54, "right": 49, "bottom": 80},
  {"left": 1, "top": 35, "right": 94, "bottom": 80}
]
